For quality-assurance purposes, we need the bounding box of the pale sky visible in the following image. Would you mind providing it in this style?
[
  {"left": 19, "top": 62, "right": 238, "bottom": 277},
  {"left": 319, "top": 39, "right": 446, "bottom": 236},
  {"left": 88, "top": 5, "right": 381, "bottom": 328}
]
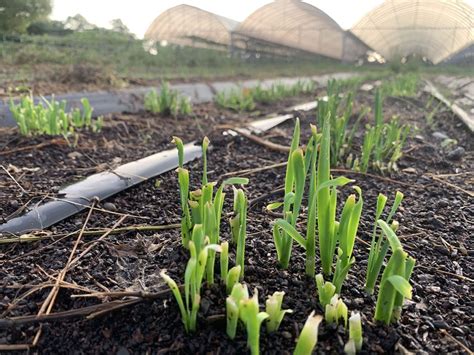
[
  {"left": 50, "top": 0, "right": 386, "bottom": 38},
  {"left": 51, "top": 0, "right": 474, "bottom": 39}
]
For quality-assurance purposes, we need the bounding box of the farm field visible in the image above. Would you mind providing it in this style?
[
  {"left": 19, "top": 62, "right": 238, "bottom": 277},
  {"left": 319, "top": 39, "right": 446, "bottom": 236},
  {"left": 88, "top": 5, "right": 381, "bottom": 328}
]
[{"left": 1, "top": 74, "right": 472, "bottom": 353}]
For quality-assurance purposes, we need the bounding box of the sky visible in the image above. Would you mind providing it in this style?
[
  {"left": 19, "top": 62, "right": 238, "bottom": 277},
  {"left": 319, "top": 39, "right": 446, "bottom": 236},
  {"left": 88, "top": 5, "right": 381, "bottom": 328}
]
[{"left": 50, "top": 0, "right": 388, "bottom": 38}]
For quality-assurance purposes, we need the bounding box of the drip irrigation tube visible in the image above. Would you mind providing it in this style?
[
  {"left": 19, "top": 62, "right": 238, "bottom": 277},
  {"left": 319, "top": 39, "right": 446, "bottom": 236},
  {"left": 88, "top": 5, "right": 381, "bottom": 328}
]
[
  {"left": 0, "top": 143, "right": 201, "bottom": 235},
  {"left": 424, "top": 80, "right": 474, "bottom": 132}
]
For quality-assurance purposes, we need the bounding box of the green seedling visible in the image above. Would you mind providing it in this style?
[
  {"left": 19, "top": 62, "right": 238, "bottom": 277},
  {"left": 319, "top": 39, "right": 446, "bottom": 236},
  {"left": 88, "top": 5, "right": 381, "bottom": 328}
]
[
  {"left": 346, "top": 312, "right": 363, "bottom": 353},
  {"left": 230, "top": 187, "right": 248, "bottom": 279},
  {"left": 265, "top": 291, "right": 293, "bottom": 332},
  {"left": 332, "top": 187, "right": 363, "bottom": 293},
  {"left": 365, "top": 191, "right": 404, "bottom": 294},
  {"left": 239, "top": 288, "right": 269, "bottom": 355},
  {"left": 360, "top": 91, "right": 411, "bottom": 173},
  {"left": 380, "top": 73, "right": 419, "bottom": 97},
  {"left": 294, "top": 311, "right": 323, "bottom": 355},
  {"left": 272, "top": 124, "right": 319, "bottom": 276},
  {"left": 272, "top": 118, "right": 304, "bottom": 268},
  {"left": 9, "top": 95, "right": 102, "bottom": 141},
  {"left": 173, "top": 136, "right": 249, "bottom": 284},
  {"left": 325, "top": 294, "right": 348, "bottom": 327},
  {"left": 215, "top": 88, "right": 256, "bottom": 112},
  {"left": 144, "top": 81, "right": 192, "bottom": 116},
  {"left": 374, "top": 220, "right": 415, "bottom": 324},
  {"left": 317, "top": 80, "right": 360, "bottom": 166},
  {"left": 160, "top": 237, "right": 221, "bottom": 333},
  {"left": 226, "top": 266, "right": 242, "bottom": 295},
  {"left": 315, "top": 274, "right": 336, "bottom": 308},
  {"left": 226, "top": 283, "right": 249, "bottom": 339}
]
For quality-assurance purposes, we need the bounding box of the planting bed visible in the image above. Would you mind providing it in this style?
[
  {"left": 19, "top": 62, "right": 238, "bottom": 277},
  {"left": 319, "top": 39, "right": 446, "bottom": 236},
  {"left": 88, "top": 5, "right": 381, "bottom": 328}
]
[{"left": 0, "top": 86, "right": 472, "bottom": 354}]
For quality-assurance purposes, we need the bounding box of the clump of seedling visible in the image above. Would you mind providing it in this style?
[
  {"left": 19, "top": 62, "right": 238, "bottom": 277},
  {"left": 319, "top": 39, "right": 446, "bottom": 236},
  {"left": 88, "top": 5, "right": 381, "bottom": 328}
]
[
  {"left": 315, "top": 274, "right": 336, "bottom": 308},
  {"left": 215, "top": 80, "right": 315, "bottom": 112},
  {"left": 9, "top": 95, "right": 102, "bottom": 140},
  {"left": 271, "top": 115, "right": 362, "bottom": 288},
  {"left": 251, "top": 80, "right": 315, "bottom": 104},
  {"left": 226, "top": 284, "right": 273, "bottom": 355},
  {"left": 215, "top": 88, "right": 256, "bottom": 112},
  {"left": 380, "top": 73, "right": 419, "bottom": 97},
  {"left": 145, "top": 81, "right": 192, "bottom": 116},
  {"left": 359, "top": 90, "right": 411, "bottom": 173},
  {"left": 317, "top": 80, "right": 367, "bottom": 166},
  {"left": 365, "top": 191, "right": 404, "bottom": 294},
  {"left": 160, "top": 237, "right": 221, "bottom": 333},
  {"left": 373, "top": 220, "right": 415, "bottom": 324},
  {"left": 226, "top": 284, "right": 291, "bottom": 354},
  {"left": 172, "top": 136, "right": 248, "bottom": 285}
]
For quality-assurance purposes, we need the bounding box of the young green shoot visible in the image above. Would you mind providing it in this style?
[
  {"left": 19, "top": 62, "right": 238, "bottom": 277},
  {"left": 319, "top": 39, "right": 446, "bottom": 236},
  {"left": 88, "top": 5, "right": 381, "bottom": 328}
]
[
  {"left": 374, "top": 220, "right": 415, "bottom": 324},
  {"left": 9, "top": 95, "right": 102, "bottom": 141},
  {"left": 226, "top": 283, "right": 249, "bottom": 339},
  {"left": 344, "top": 312, "right": 363, "bottom": 354},
  {"left": 332, "top": 187, "right": 363, "bottom": 293},
  {"left": 231, "top": 187, "right": 248, "bottom": 279},
  {"left": 265, "top": 291, "right": 293, "bottom": 332},
  {"left": 315, "top": 274, "right": 336, "bottom": 308},
  {"left": 294, "top": 311, "right": 323, "bottom": 355},
  {"left": 226, "top": 266, "right": 242, "bottom": 295},
  {"left": 325, "top": 294, "right": 348, "bottom": 328},
  {"left": 272, "top": 124, "right": 319, "bottom": 276},
  {"left": 365, "top": 191, "right": 404, "bottom": 294},
  {"left": 172, "top": 136, "right": 249, "bottom": 285},
  {"left": 160, "top": 237, "right": 221, "bottom": 333},
  {"left": 239, "top": 288, "right": 269, "bottom": 355},
  {"left": 144, "top": 81, "right": 192, "bottom": 116}
]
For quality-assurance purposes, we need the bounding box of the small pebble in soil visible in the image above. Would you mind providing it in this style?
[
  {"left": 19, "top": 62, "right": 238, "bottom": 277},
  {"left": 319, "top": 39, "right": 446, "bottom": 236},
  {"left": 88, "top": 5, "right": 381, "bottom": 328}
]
[
  {"left": 447, "top": 146, "right": 465, "bottom": 160},
  {"left": 103, "top": 202, "right": 118, "bottom": 211},
  {"left": 9, "top": 200, "right": 19, "bottom": 209},
  {"left": 432, "top": 131, "right": 449, "bottom": 140},
  {"left": 116, "top": 346, "right": 130, "bottom": 355},
  {"left": 281, "top": 331, "right": 292, "bottom": 339}
]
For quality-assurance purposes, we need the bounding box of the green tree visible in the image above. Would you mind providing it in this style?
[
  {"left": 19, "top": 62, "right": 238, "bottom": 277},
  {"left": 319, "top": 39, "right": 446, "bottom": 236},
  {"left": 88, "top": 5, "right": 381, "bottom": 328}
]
[
  {"left": 110, "top": 19, "right": 130, "bottom": 34},
  {"left": 0, "top": 0, "right": 52, "bottom": 34}
]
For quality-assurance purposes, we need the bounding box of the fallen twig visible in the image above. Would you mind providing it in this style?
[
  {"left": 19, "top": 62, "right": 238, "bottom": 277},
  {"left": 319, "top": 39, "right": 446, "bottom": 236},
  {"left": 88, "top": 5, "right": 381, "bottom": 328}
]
[
  {"left": 0, "top": 299, "right": 140, "bottom": 328},
  {"left": 425, "top": 174, "right": 474, "bottom": 197},
  {"left": 0, "top": 165, "right": 27, "bottom": 193},
  {"left": 0, "top": 138, "right": 67, "bottom": 156},
  {"left": 440, "top": 329, "right": 473, "bottom": 355},
  {"left": 231, "top": 127, "right": 291, "bottom": 153},
  {"left": 0, "top": 223, "right": 180, "bottom": 245}
]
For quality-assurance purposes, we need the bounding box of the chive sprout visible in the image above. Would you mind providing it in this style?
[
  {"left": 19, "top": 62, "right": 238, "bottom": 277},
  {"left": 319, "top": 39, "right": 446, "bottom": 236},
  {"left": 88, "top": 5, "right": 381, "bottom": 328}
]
[
  {"left": 265, "top": 291, "right": 293, "bottom": 332},
  {"left": 294, "top": 311, "right": 323, "bottom": 355},
  {"left": 374, "top": 220, "right": 415, "bottom": 324},
  {"left": 346, "top": 312, "right": 363, "bottom": 353},
  {"left": 325, "top": 294, "right": 348, "bottom": 328},
  {"left": 160, "top": 237, "right": 221, "bottom": 333},
  {"left": 226, "top": 283, "right": 249, "bottom": 339},
  {"left": 239, "top": 288, "right": 269, "bottom": 355},
  {"left": 315, "top": 274, "right": 336, "bottom": 308},
  {"left": 365, "top": 191, "right": 404, "bottom": 294},
  {"left": 144, "top": 81, "right": 192, "bottom": 116}
]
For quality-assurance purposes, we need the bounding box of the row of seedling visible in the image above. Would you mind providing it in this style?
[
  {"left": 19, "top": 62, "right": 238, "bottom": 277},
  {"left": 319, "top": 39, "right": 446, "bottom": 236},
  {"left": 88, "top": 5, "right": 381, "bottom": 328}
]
[
  {"left": 215, "top": 79, "right": 316, "bottom": 112},
  {"left": 162, "top": 114, "right": 415, "bottom": 353},
  {"left": 9, "top": 95, "right": 103, "bottom": 142},
  {"left": 317, "top": 79, "right": 411, "bottom": 173},
  {"left": 144, "top": 81, "right": 192, "bottom": 116}
]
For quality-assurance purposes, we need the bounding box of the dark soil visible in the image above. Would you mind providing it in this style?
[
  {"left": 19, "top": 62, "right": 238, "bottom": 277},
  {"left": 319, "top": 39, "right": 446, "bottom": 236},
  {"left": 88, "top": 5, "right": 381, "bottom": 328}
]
[{"left": 0, "top": 88, "right": 473, "bottom": 354}]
